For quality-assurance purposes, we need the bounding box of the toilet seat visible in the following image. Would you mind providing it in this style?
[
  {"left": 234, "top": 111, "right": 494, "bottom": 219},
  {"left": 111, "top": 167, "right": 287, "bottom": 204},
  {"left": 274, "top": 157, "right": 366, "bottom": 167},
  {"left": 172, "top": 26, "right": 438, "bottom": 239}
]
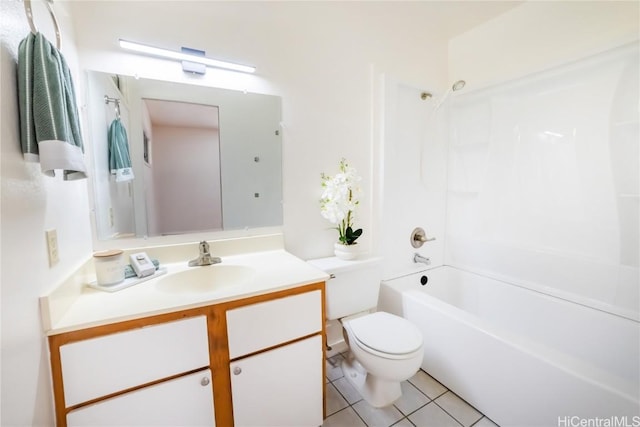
[{"left": 346, "top": 312, "right": 423, "bottom": 358}]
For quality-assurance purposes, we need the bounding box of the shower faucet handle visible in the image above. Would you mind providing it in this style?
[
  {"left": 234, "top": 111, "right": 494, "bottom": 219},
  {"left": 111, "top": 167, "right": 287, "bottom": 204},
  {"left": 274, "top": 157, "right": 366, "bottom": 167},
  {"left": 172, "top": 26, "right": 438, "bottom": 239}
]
[{"left": 411, "top": 227, "right": 436, "bottom": 248}]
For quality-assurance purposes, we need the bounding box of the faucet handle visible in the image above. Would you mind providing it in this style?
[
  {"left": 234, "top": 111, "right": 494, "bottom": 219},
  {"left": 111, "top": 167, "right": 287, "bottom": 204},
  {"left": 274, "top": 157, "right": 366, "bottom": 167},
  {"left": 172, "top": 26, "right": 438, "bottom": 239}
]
[
  {"left": 188, "top": 240, "right": 221, "bottom": 267},
  {"left": 411, "top": 227, "right": 436, "bottom": 248}
]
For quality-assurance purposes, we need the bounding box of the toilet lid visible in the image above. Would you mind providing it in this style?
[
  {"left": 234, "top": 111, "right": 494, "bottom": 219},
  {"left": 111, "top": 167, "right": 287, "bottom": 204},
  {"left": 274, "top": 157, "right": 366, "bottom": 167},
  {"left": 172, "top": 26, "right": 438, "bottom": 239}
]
[{"left": 348, "top": 312, "right": 423, "bottom": 355}]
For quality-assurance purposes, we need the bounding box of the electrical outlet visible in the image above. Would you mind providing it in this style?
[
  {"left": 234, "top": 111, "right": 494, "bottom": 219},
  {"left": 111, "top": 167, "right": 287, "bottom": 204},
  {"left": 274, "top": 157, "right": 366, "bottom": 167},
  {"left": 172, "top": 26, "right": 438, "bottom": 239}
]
[{"left": 46, "top": 229, "right": 59, "bottom": 267}]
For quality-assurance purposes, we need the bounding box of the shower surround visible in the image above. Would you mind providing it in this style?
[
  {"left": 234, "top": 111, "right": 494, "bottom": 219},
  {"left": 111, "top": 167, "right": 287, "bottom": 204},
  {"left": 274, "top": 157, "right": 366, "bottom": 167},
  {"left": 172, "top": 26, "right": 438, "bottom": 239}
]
[
  {"left": 446, "top": 43, "right": 639, "bottom": 321},
  {"left": 379, "top": 41, "right": 639, "bottom": 424}
]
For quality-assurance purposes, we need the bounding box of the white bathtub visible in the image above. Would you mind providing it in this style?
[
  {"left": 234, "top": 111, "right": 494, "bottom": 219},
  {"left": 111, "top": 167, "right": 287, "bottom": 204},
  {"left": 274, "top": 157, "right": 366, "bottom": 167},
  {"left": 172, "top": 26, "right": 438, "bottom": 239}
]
[{"left": 378, "top": 266, "right": 640, "bottom": 426}]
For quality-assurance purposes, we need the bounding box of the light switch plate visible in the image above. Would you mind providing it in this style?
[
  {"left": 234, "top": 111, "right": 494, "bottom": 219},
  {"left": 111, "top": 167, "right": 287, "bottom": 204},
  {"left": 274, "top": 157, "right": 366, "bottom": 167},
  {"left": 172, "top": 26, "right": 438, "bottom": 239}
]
[{"left": 46, "top": 229, "right": 59, "bottom": 267}]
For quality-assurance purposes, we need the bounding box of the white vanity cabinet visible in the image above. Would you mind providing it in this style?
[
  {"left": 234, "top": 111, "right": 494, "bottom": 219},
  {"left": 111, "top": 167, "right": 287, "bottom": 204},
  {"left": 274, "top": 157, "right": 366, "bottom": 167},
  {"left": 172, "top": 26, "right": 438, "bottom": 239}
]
[
  {"left": 226, "top": 291, "right": 324, "bottom": 427},
  {"left": 48, "top": 282, "right": 326, "bottom": 427}
]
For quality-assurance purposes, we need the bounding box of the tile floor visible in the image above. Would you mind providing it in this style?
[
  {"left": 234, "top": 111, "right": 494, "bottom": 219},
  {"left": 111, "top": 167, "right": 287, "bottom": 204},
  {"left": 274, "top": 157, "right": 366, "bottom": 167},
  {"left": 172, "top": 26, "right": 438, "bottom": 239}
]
[{"left": 323, "top": 352, "right": 499, "bottom": 427}]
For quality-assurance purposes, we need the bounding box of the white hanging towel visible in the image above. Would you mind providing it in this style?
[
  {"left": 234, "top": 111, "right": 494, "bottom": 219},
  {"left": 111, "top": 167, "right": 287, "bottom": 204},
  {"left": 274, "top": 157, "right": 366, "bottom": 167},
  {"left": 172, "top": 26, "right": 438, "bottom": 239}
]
[
  {"left": 108, "top": 118, "right": 134, "bottom": 182},
  {"left": 18, "top": 32, "right": 87, "bottom": 180}
]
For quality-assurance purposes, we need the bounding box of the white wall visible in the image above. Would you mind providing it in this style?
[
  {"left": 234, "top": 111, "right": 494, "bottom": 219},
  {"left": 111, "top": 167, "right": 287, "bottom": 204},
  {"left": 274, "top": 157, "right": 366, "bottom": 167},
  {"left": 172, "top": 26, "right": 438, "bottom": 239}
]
[
  {"left": 0, "top": 1, "right": 93, "bottom": 425},
  {"left": 151, "top": 124, "right": 222, "bottom": 234},
  {"left": 449, "top": 1, "right": 640, "bottom": 91},
  {"left": 68, "top": 1, "right": 454, "bottom": 260},
  {"left": 378, "top": 78, "right": 449, "bottom": 279}
]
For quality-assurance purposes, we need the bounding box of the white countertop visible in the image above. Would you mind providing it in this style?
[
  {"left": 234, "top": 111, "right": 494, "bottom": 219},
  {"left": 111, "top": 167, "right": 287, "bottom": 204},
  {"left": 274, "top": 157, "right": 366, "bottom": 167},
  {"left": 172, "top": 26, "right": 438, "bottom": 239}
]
[{"left": 42, "top": 249, "right": 329, "bottom": 335}]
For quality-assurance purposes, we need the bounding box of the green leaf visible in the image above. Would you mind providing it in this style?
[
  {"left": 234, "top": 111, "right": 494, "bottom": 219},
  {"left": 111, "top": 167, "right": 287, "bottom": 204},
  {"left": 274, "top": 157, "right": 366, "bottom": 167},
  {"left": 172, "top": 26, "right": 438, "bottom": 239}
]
[{"left": 344, "top": 226, "right": 363, "bottom": 245}]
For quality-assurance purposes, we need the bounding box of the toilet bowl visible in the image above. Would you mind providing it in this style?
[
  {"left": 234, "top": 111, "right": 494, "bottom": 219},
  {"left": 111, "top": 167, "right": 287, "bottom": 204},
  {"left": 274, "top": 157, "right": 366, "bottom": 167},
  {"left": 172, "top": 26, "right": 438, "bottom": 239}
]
[
  {"left": 341, "top": 311, "right": 424, "bottom": 407},
  {"left": 306, "top": 256, "right": 425, "bottom": 408}
]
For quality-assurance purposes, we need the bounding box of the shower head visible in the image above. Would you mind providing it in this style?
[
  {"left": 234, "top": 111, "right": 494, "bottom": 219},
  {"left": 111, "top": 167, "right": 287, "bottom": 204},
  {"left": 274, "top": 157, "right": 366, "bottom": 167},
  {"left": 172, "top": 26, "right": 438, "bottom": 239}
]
[
  {"left": 452, "top": 80, "right": 466, "bottom": 91},
  {"left": 431, "top": 80, "right": 466, "bottom": 112}
]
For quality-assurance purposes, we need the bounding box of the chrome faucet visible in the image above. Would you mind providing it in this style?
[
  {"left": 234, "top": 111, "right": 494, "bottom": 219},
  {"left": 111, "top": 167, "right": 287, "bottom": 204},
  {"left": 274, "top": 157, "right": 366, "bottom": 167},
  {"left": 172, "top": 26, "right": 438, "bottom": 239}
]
[
  {"left": 413, "top": 252, "right": 431, "bottom": 265},
  {"left": 189, "top": 241, "right": 222, "bottom": 267}
]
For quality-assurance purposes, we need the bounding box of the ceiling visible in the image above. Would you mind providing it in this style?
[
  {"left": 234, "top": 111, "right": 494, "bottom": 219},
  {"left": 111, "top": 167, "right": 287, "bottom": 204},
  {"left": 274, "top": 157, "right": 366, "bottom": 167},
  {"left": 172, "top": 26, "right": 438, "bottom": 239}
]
[{"left": 67, "top": 1, "right": 523, "bottom": 56}]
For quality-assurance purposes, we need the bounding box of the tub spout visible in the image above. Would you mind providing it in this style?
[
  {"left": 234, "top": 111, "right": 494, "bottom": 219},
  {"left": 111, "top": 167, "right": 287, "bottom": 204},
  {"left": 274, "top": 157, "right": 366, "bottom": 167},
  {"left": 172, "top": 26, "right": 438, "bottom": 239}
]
[{"left": 413, "top": 253, "right": 431, "bottom": 265}]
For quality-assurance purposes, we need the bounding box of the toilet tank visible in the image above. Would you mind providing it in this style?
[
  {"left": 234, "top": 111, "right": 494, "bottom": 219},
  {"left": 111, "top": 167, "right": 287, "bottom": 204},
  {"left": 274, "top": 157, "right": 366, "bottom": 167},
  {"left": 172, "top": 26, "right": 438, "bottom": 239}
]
[{"left": 307, "top": 257, "right": 382, "bottom": 320}]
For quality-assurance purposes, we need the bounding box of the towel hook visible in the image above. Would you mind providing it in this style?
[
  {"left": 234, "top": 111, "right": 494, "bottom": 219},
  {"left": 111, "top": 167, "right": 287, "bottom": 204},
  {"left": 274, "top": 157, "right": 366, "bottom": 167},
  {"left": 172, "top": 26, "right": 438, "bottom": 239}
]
[
  {"left": 24, "top": 0, "right": 62, "bottom": 50},
  {"left": 104, "top": 95, "right": 121, "bottom": 120}
]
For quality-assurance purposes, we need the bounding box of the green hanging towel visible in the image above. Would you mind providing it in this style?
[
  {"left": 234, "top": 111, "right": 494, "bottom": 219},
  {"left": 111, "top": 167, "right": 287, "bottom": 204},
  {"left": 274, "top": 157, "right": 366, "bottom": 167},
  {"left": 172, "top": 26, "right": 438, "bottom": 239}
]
[
  {"left": 18, "top": 32, "right": 86, "bottom": 180},
  {"left": 108, "top": 118, "right": 134, "bottom": 182}
]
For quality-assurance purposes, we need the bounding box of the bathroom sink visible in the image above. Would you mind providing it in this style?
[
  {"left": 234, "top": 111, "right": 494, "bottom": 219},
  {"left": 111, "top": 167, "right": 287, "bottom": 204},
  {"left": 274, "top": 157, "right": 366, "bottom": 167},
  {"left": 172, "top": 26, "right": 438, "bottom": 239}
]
[{"left": 155, "top": 265, "right": 255, "bottom": 294}]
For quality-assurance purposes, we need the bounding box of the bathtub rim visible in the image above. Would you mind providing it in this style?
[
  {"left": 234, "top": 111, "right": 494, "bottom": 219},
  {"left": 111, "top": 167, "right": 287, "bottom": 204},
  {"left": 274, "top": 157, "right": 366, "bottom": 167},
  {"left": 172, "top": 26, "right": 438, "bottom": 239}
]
[{"left": 382, "top": 264, "right": 639, "bottom": 323}]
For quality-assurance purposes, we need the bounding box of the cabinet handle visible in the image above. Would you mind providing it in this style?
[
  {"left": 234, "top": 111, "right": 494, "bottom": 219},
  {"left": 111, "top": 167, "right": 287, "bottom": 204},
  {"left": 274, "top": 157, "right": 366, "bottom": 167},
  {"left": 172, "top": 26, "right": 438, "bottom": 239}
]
[
  {"left": 201, "top": 377, "right": 210, "bottom": 386},
  {"left": 233, "top": 366, "right": 242, "bottom": 375}
]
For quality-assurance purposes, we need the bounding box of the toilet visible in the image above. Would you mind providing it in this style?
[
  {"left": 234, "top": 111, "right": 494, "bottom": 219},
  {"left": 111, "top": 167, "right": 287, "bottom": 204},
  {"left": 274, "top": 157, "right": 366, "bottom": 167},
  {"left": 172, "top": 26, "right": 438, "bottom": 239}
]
[{"left": 307, "top": 257, "right": 424, "bottom": 408}]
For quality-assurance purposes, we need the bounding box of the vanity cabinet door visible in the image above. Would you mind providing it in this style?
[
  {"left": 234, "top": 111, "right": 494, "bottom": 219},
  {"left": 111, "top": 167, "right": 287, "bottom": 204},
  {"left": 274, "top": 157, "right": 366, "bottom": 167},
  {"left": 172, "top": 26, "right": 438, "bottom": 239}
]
[
  {"left": 226, "top": 290, "right": 322, "bottom": 358},
  {"left": 229, "top": 335, "right": 323, "bottom": 427},
  {"left": 66, "top": 369, "right": 215, "bottom": 426},
  {"left": 60, "top": 315, "right": 209, "bottom": 406}
]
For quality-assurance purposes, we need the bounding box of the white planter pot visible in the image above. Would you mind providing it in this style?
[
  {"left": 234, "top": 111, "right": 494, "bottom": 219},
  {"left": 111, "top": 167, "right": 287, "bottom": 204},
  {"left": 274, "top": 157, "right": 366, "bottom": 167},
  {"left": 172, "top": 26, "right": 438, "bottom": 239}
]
[{"left": 334, "top": 243, "right": 359, "bottom": 260}]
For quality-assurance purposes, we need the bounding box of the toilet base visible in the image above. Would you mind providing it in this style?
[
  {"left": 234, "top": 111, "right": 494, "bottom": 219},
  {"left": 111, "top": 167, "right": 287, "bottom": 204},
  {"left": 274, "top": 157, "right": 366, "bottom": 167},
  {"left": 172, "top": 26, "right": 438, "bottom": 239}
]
[{"left": 341, "top": 356, "right": 402, "bottom": 408}]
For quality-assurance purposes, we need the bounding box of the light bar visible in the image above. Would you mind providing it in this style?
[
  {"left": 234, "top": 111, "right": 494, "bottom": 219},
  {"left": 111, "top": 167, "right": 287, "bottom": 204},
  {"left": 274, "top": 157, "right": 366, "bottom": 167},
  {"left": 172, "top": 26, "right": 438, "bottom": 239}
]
[{"left": 119, "top": 39, "right": 256, "bottom": 74}]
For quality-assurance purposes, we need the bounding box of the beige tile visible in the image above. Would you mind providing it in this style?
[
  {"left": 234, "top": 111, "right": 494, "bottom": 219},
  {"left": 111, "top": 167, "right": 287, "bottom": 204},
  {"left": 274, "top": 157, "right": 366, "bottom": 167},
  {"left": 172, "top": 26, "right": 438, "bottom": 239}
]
[
  {"left": 435, "top": 392, "right": 482, "bottom": 427},
  {"left": 408, "top": 370, "right": 447, "bottom": 400},
  {"left": 326, "top": 354, "right": 345, "bottom": 381},
  {"left": 394, "top": 380, "right": 430, "bottom": 415},
  {"left": 409, "top": 402, "right": 461, "bottom": 427},
  {"left": 353, "top": 400, "right": 404, "bottom": 427},
  {"left": 391, "top": 419, "right": 415, "bottom": 427},
  {"left": 323, "top": 407, "right": 367, "bottom": 427},
  {"left": 333, "top": 376, "right": 363, "bottom": 405},
  {"left": 326, "top": 382, "right": 349, "bottom": 416},
  {"left": 473, "top": 416, "right": 500, "bottom": 427}
]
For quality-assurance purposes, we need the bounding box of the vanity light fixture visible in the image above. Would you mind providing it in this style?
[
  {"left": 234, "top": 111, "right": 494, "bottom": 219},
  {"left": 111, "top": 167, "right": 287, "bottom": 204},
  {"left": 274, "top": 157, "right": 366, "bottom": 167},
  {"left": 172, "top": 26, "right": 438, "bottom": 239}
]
[{"left": 118, "top": 39, "right": 256, "bottom": 74}]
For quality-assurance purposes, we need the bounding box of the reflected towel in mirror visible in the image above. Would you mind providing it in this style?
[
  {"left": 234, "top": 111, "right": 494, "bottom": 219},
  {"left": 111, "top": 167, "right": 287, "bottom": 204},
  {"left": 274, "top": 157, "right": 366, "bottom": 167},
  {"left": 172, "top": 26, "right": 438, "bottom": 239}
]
[{"left": 108, "top": 118, "right": 134, "bottom": 182}]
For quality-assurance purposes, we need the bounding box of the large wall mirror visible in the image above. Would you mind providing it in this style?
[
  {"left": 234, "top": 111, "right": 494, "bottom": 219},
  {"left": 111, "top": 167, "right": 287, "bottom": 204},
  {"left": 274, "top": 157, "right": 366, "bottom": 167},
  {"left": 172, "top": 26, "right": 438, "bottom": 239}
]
[{"left": 85, "top": 71, "right": 283, "bottom": 241}]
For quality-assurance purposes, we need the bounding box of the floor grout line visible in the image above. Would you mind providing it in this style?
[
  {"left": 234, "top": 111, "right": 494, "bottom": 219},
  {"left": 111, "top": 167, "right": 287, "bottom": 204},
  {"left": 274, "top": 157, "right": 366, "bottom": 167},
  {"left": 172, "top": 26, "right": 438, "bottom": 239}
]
[
  {"left": 324, "top": 354, "right": 494, "bottom": 427},
  {"left": 327, "top": 371, "right": 441, "bottom": 426}
]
